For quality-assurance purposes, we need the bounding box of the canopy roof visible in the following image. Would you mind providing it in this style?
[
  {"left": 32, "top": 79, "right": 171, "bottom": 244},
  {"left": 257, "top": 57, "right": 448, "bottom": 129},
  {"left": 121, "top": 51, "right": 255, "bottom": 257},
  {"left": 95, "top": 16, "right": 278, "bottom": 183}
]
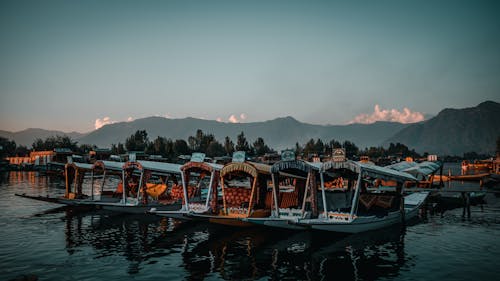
[
  {"left": 322, "top": 160, "right": 417, "bottom": 182},
  {"left": 271, "top": 159, "right": 321, "bottom": 173},
  {"left": 96, "top": 160, "right": 125, "bottom": 171},
  {"left": 137, "top": 160, "right": 182, "bottom": 175},
  {"left": 386, "top": 161, "right": 441, "bottom": 178},
  {"left": 221, "top": 162, "right": 271, "bottom": 178},
  {"left": 65, "top": 162, "right": 94, "bottom": 171},
  {"left": 181, "top": 161, "right": 223, "bottom": 173}
]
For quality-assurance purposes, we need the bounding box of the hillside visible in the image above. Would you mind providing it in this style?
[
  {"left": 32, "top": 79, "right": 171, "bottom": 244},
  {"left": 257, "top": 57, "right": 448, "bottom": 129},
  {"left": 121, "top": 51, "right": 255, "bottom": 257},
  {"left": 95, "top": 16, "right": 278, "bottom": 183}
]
[
  {"left": 0, "top": 129, "right": 86, "bottom": 147},
  {"left": 383, "top": 101, "right": 500, "bottom": 155},
  {"left": 77, "top": 116, "right": 409, "bottom": 150}
]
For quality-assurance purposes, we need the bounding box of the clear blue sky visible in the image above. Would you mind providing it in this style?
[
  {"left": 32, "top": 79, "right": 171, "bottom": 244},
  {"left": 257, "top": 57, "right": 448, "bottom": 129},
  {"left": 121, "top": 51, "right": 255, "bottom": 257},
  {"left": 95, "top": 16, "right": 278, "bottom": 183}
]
[{"left": 1, "top": 0, "right": 499, "bottom": 132}]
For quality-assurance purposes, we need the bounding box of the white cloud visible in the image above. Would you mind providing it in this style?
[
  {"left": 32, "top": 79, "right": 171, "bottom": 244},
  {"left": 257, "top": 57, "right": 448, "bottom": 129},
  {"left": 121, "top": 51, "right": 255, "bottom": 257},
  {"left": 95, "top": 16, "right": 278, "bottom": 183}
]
[
  {"left": 126, "top": 117, "right": 134, "bottom": 122},
  {"left": 94, "top": 117, "right": 116, "bottom": 130},
  {"left": 216, "top": 117, "right": 223, "bottom": 122},
  {"left": 349, "top": 105, "right": 425, "bottom": 124},
  {"left": 228, "top": 114, "right": 239, "bottom": 123},
  {"left": 227, "top": 113, "right": 248, "bottom": 123}
]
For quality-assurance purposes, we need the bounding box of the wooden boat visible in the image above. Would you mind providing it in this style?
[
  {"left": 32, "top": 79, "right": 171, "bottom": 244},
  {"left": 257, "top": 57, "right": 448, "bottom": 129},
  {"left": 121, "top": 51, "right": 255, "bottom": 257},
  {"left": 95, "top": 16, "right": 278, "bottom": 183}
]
[
  {"left": 188, "top": 152, "right": 272, "bottom": 227},
  {"left": 149, "top": 153, "right": 223, "bottom": 220},
  {"left": 243, "top": 154, "right": 320, "bottom": 230},
  {"left": 297, "top": 161, "right": 428, "bottom": 233},
  {"left": 82, "top": 160, "right": 183, "bottom": 214},
  {"left": 16, "top": 161, "right": 120, "bottom": 207},
  {"left": 449, "top": 173, "right": 490, "bottom": 182}
]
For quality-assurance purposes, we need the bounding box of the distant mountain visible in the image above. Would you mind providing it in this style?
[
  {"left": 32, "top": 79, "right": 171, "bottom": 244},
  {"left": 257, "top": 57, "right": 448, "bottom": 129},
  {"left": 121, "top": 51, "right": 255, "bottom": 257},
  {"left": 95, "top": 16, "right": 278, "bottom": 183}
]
[
  {"left": 78, "top": 116, "right": 409, "bottom": 150},
  {"left": 0, "top": 128, "right": 86, "bottom": 147},
  {"left": 384, "top": 101, "right": 500, "bottom": 155}
]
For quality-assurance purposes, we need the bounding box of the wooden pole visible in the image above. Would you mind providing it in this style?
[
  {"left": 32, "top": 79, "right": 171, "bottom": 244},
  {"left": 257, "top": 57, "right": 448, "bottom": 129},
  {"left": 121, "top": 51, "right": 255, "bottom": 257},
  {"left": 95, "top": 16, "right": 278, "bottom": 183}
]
[
  {"left": 221, "top": 177, "right": 227, "bottom": 215},
  {"left": 247, "top": 176, "right": 258, "bottom": 217}
]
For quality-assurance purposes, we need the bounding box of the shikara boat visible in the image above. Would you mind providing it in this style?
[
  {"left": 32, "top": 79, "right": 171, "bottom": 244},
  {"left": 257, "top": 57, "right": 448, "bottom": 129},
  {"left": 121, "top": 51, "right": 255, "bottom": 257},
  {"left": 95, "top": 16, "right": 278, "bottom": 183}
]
[
  {"left": 243, "top": 152, "right": 320, "bottom": 230},
  {"left": 298, "top": 161, "right": 428, "bottom": 233},
  {"left": 149, "top": 153, "right": 223, "bottom": 219},
  {"left": 82, "top": 160, "right": 183, "bottom": 214},
  {"left": 16, "top": 161, "right": 119, "bottom": 207},
  {"left": 188, "top": 152, "right": 272, "bottom": 227}
]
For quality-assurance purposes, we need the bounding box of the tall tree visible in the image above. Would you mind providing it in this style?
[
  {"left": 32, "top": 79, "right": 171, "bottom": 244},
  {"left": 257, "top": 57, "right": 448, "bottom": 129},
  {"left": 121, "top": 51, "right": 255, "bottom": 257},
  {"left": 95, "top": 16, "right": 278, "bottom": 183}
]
[
  {"left": 235, "top": 131, "right": 251, "bottom": 154},
  {"left": 253, "top": 137, "right": 272, "bottom": 156},
  {"left": 0, "top": 137, "right": 17, "bottom": 158},
  {"left": 206, "top": 140, "right": 225, "bottom": 157},
  {"left": 224, "top": 136, "right": 234, "bottom": 156},
  {"left": 173, "top": 139, "right": 190, "bottom": 156},
  {"left": 125, "top": 130, "right": 149, "bottom": 152}
]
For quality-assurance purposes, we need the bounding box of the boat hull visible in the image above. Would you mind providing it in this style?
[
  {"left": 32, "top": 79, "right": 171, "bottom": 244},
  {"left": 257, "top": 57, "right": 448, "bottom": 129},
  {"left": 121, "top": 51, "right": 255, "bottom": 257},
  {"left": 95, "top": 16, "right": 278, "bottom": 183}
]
[
  {"left": 243, "top": 217, "right": 308, "bottom": 230},
  {"left": 90, "top": 201, "right": 182, "bottom": 214}
]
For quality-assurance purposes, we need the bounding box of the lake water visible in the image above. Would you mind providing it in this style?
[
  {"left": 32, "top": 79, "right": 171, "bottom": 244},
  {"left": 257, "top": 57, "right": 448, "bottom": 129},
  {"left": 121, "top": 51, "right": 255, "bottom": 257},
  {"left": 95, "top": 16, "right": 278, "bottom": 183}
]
[{"left": 1, "top": 164, "right": 500, "bottom": 281}]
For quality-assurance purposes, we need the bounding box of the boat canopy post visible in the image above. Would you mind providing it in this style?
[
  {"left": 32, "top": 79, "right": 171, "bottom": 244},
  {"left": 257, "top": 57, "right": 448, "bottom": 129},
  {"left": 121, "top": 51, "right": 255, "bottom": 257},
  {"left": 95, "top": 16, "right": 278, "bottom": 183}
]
[
  {"left": 136, "top": 170, "right": 144, "bottom": 204},
  {"left": 65, "top": 165, "right": 70, "bottom": 197},
  {"left": 221, "top": 177, "right": 227, "bottom": 214},
  {"left": 247, "top": 176, "right": 258, "bottom": 217},
  {"left": 320, "top": 171, "right": 327, "bottom": 218},
  {"left": 181, "top": 170, "right": 189, "bottom": 211},
  {"left": 100, "top": 170, "right": 106, "bottom": 194},
  {"left": 271, "top": 173, "right": 279, "bottom": 217},
  {"left": 301, "top": 172, "right": 312, "bottom": 213},
  {"left": 349, "top": 170, "right": 363, "bottom": 220},
  {"left": 205, "top": 170, "right": 215, "bottom": 210},
  {"left": 122, "top": 169, "right": 126, "bottom": 204}
]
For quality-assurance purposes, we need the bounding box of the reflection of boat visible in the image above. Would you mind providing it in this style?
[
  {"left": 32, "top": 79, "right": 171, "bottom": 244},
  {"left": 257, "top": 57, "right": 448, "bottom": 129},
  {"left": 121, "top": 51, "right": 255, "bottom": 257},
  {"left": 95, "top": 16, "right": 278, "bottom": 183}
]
[
  {"left": 449, "top": 173, "right": 490, "bottom": 182},
  {"left": 298, "top": 161, "right": 428, "bottom": 233},
  {"left": 189, "top": 152, "right": 272, "bottom": 227},
  {"left": 244, "top": 156, "right": 319, "bottom": 230},
  {"left": 149, "top": 153, "right": 223, "bottom": 220}
]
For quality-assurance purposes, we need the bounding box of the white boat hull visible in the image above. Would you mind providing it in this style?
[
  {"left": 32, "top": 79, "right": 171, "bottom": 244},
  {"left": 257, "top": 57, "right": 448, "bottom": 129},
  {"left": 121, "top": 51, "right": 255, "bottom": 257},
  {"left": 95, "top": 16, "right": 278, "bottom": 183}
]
[{"left": 300, "top": 192, "right": 429, "bottom": 233}]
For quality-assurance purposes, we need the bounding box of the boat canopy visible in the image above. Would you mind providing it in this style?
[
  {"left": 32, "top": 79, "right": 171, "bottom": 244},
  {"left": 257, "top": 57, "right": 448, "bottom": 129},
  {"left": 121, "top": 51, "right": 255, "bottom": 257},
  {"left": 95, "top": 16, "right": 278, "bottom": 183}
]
[
  {"left": 181, "top": 161, "right": 223, "bottom": 173},
  {"left": 221, "top": 162, "right": 271, "bottom": 178},
  {"left": 271, "top": 159, "right": 321, "bottom": 173},
  {"left": 323, "top": 160, "right": 417, "bottom": 182},
  {"left": 65, "top": 162, "right": 94, "bottom": 171},
  {"left": 386, "top": 161, "right": 441, "bottom": 179},
  {"left": 137, "top": 160, "right": 182, "bottom": 175},
  {"left": 96, "top": 160, "right": 125, "bottom": 171}
]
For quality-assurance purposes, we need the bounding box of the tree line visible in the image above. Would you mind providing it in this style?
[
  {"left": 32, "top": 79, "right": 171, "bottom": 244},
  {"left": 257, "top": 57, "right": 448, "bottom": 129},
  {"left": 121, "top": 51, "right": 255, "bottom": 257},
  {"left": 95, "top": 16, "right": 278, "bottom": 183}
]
[{"left": 2, "top": 132, "right": 499, "bottom": 161}]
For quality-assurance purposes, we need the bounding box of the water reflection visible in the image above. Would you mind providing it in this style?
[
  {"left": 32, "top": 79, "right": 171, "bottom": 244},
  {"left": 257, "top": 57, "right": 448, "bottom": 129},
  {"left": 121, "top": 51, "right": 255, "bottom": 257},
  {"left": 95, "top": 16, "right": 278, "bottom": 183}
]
[
  {"left": 60, "top": 205, "right": 412, "bottom": 280},
  {"left": 181, "top": 225, "right": 409, "bottom": 281}
]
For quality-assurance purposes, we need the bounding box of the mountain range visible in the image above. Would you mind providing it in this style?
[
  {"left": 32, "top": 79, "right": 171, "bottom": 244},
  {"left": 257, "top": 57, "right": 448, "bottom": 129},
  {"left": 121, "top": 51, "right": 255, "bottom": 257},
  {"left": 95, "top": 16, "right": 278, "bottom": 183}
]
[{"left": 1, "top": 101, "right": 499, "bottom": 156}]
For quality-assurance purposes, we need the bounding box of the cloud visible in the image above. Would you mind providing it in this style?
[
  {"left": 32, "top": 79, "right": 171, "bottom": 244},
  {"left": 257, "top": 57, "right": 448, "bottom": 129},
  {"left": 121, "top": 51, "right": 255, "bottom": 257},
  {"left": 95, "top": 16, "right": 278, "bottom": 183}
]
[
  {"left": 94, "top": 117, "right": 116, "bottom": 130},
  {"left": 228, "top": 114, "right": 239, "bottom": 123},
  {"left": 216, "top": 117, "right": 223, "bottom": 122},
  {"left": 126, "top": 117, "right": 134, "bottom": 122},
  {"left": 349, "top": 105, "right": 425, "bottom": 124},
  {"left": 228, "top": 113, "right": 248, "bottom": 123}
]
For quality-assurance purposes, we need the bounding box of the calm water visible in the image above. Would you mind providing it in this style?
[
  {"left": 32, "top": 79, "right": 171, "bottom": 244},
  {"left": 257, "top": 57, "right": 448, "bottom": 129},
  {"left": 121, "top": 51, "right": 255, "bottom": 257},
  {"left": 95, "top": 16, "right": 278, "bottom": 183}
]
[{"left": 1, "top": 164, "right": 500, "bottom": 281}]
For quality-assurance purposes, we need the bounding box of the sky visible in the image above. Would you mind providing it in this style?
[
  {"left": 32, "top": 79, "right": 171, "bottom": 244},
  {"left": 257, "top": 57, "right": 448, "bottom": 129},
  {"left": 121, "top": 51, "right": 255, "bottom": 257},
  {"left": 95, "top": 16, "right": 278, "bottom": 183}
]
[{"left": 1, "top": 0, "right": 499, "bottom": 132}]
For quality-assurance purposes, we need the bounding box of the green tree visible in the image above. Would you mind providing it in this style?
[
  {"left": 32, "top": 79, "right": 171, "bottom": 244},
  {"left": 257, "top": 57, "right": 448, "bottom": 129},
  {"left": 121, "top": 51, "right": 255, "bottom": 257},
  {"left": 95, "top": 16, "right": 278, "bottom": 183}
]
[
  {"left": 235, "top": 131, "right": 251, "bottom": 154},
  {"left": 31, "top": 135, "right": 78, "bottom": 151},
  {"left": 173, "top": 139, "right": 190, "bottom": 156},
  {"left": 206, "top": 140, "right": 225, "bottom": 157},
  {"left": 224, "top": 136, "right": 234, "bottom": 156},
  {"left": 253, "top": 137, "right": 272, "bottom": 156},
  {"left": 125, "top": 130, "right": 149, "bottom": 152},
  {"left": 0, "top": 137, "right": 17, "bottom": 158},
  {"left": 343, "top": 141, "right": 359, "bottom": 159}
]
